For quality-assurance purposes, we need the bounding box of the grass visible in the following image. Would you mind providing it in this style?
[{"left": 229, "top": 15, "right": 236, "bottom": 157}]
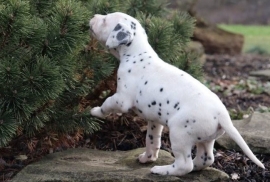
[{"left": 218, "top": 24, "right": 270, "bottom": 55}]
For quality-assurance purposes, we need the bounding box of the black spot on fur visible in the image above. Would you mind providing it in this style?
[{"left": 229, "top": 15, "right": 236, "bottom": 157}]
[
  {"left": 136, "top": 100, "right": 138, "bottom": 103},
  {"left": 151, "top": 101, "right": 156, "bottom": 105},
  {"left": 172, "top": 164, "right": 175, "bottom": 168},
  {"left": 118, "top": 77, "right": 120, "bottom": 80},
  {"left": 198, "top": 137, "right": 201, "bottom": 140},
  {"left": 149, "top": 56, "right": 152, "bottom": 58},
  {"left": 149, "top": 134, "right": 153, "bottom": 140},
  {"left": 214, "top": 117, "right": 217, "bottom": 119},
  {"left": 114, "top": 24, "right": 122, "bottom": 31},
  {"left": 126, "top": 54, "right": 130, "bottom": 56},
  {"left": 128, "top": 69, "right": 131, "bottom": 73},
  {"left": 185, "top": 125, "right": 187, "bottom": 128},
  {"left": 193, "top": 120, "right": 196, "bottom": 123},
  {"left": 133, "top": 61, "right": 136, "bottom": 64},
  {"left": 174, "top": 102, "right": 179, "bottom": 109},
  {"left": 145, "top": 81, "right": 148, "bottom": 85},
  {"left": 186, "top": 120, "right": 189, "bottom": 123},
  {"left": 126, "top": 42, "right": 132, "bottom": 46},
  {"left": 138, "top": 109, "right": 143, "bottom": 113},
  {"left": 159, "top": 103, "right": 162, "bottom": 107},
  {"left": 140, "top": 59, "right": 143, "bottom": 62},
  {"left": 167, "top": 100, "right": 169, "bottom": 104},
  {"left": 158, "top": 112, "right": 161, "bottom": 116},
  {"left": 148, "top": 154, "right": 152, "bottom": 158},
  {"left": 208, "top": 157, "right": 212, "bottom": 160},
  {"left": 187, "top": 154, "right": 191, "bottom": 158},
  {"left": 167, "top": 112, "right": 169, "bottom": 115},
  {"left": 148, "top": 104, "right": 151, "bottom": 108},
  {"left": 160, "top": 88, "right": 163, "bottom": 92},
  {"left": 117, "top": 31, "right": 128, "bottom": 41}
]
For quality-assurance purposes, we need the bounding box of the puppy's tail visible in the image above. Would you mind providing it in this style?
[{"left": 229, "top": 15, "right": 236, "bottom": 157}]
[{"left": 220, "top": 115, "right": 265, "bottom": 169}]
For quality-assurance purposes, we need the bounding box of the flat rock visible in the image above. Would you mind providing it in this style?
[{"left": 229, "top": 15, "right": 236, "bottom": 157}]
[
  {"left": 217, "top": 112, "right": 270, "bottom": 154},
  {"left": 11, "top": 148, "right": 229, "bottom": 182},
  {"left": 250, "top": 69, "right": 270, "bottom": 80}
]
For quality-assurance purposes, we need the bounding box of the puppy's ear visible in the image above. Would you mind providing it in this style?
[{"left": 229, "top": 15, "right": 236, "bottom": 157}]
[{"left": 106, "top": 22, "right": 134, "bottom": 49}]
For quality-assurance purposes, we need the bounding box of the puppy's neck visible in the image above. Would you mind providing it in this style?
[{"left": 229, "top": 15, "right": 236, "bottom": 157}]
[{"left": 119, "top": 40, "right": 156, "bottom": 61}]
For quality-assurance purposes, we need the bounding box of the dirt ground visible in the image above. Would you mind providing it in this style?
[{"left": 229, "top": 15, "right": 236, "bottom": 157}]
[{"left": 1, "top": 54, "right": 270, "bottom": 181}]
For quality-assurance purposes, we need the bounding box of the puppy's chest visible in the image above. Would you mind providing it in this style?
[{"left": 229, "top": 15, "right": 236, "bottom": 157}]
[{"left": 117, "top": 52, "right": 157, "bottom": 89}]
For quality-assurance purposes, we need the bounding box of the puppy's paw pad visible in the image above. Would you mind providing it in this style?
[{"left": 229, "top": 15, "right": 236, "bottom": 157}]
[
  {"left": 151, "top": 165, "right": 170, "bottom": 175},
  {"left": 90, "top": 107, "right": 105, "bottom": 118}
]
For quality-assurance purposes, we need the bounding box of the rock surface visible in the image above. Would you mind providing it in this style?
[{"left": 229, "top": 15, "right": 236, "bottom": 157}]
[
  {"left": 250, "top": 69, "right": 270, "bottom": 80},
  {"left": 11, "top": 148, "right": 229, "bottom": 182},
  {"left": 217, "top": 112, "right": 270, "bottom": 154},
  {"left": 192, "top": 18, "right": 244, "bottom": 55}
]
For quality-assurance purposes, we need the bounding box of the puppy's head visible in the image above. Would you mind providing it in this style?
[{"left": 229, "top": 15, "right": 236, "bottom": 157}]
[{"left": 89, "top": 12, "right": 141, "bottom": 49}]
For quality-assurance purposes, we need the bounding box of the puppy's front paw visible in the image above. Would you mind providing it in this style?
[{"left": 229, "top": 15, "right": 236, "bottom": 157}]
[
  {"left": 138, "top": 152, "right": 157, "bottom": 163},
  {"left": 90, "top": 107, "right": 105, "bottom": 119}
]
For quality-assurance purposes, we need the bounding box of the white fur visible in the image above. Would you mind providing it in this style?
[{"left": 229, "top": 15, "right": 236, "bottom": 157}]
[{"left": 89, "top": 12, "right": 265, "bottom": 176}]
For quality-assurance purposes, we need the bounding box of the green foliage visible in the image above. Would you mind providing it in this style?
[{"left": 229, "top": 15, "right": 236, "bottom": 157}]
[
  {"left": 125, "top": 0, "right": 167, "bottom": 17},
  {"left": 0, "top": 0, "right": 101, "bottom": 147},
  {"left": 219, "top": 24, "right": 270, "bottom": 54},
  {"left": 247, "top": 46, "right": 269, "bottom": 56},
  {"left": 0, "top": 0, "right": 202, "bottom": 148}
]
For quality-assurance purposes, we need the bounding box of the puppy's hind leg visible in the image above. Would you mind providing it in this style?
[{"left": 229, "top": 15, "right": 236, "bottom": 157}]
[
  {"left": 193, "top": 140, "right": 215, "bottom": 171},
  {"left": 139, "top": 121, "right": 163, "bottom": 163},
  {"left": 151, "top": 127, "right": 193, "bottom": 176}
]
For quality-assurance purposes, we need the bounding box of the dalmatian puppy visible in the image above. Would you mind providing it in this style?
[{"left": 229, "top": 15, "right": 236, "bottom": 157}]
[{"left": 89, "top": 12, "right": 265, "bottom": 176}]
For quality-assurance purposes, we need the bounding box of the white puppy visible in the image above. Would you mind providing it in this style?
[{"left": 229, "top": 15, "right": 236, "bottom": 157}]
[{"left": 89, "top": 12, "right": 265, "bottom": 176}]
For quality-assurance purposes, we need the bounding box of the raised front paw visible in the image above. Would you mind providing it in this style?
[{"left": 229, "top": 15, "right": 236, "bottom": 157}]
[
  {"left": 90, "top": 107, "right": 105, "bottom": 119},
  {"left": 138, "top": 152, "right": 157, "bottom": 163}
]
